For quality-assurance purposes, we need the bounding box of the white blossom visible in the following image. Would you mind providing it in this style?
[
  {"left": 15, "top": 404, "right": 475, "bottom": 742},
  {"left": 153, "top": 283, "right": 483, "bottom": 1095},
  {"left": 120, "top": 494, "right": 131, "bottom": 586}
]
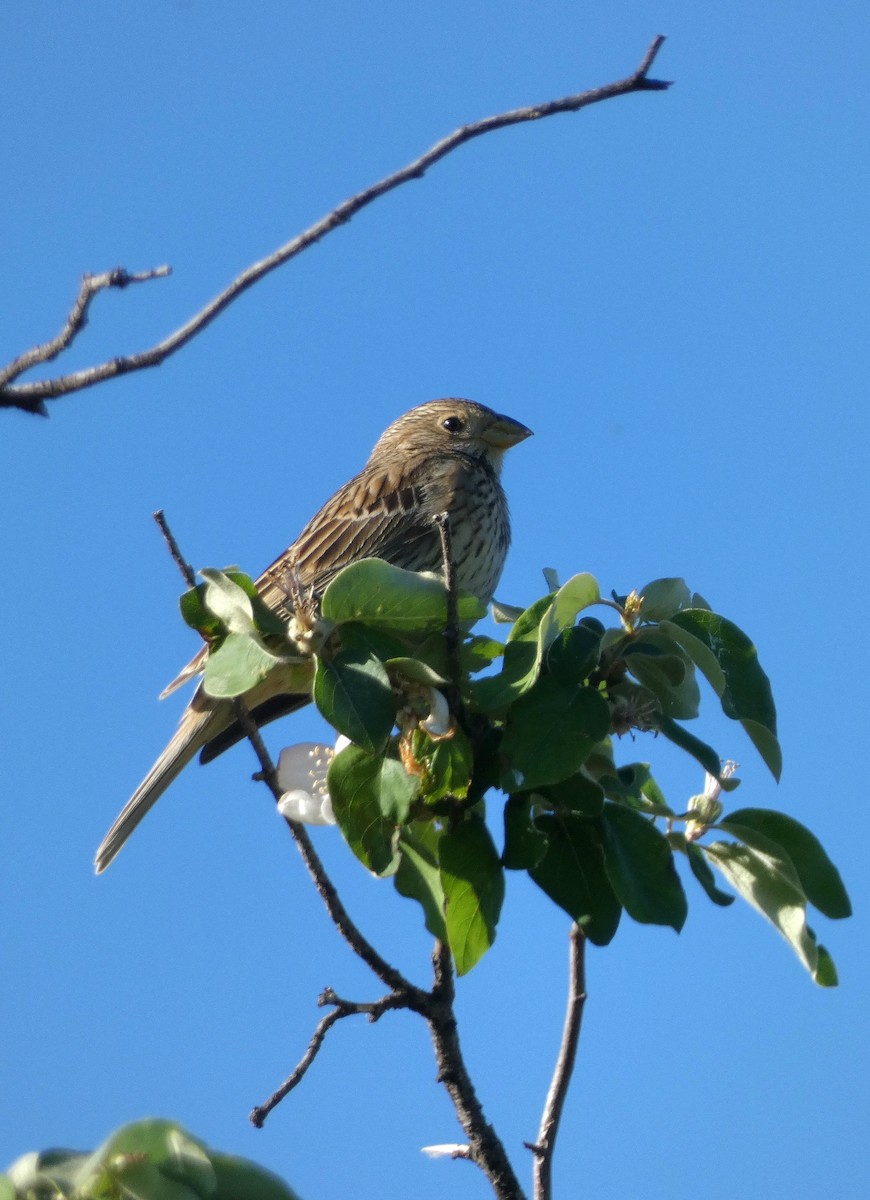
[{"left": 275, "top": 737, "right": 351, "bottom": 826}]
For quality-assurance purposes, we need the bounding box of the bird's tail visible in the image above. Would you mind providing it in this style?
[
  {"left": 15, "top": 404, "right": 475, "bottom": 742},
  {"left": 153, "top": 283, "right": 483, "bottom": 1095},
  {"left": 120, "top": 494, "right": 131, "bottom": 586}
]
[{"left": 94, "top": 699, "right": 231, "bottom": 874}]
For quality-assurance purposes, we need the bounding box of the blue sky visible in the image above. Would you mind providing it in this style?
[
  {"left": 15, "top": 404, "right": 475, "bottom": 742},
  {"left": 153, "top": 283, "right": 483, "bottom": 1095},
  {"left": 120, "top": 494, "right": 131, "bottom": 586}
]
[{"left": 2, "top": 3, "right": 868, "bottom": 1198}]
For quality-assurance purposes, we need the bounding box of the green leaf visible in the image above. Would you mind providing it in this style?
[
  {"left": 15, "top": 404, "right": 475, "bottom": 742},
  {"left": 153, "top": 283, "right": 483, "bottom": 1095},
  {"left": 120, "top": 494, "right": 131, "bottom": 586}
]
[
  {"left": 538, "top": 573, "right": 601, "bottom": 650},
  {"left": 813, "top": 945, "right": 839, "bottom": 988},
  {"left": 210, "top": 1152, "right": 303, "bottom": 1199},
  {"left": 385, "top": 656, "right": 449, "bottom": 688},
  {"left": 394, "top": 823, "right": 448, "bottom": 942},
  {"left": 503, "top": 795, "right": 549, "bottom": 869},
  {"left": 541, "top": 773, "right": 606, "bottom": 819},
  {"left": 439, "top": 815, "right": 505, "bottom": 973},
  {"left": 638, "top": 577, "right": 692, "bottom": 622},
  {"left": 78, "top": 1120, "right": 213, "bottom": 1200},
  {"left": 180, "top": 583, "right": 224, "bottom": 639},
  {"left": 600, "top": 804, "right": 687, "bottom": 931},
  {"left": 703, "top": 834, "right": 837, "bottom": 985},
  {"left": 470, "top": 594, "right": 555, "bottom": 709},
  {"left": 602, "top": 762, "right": 674, "bottom": 816},
  {"left": 721, "top": 809, "right": 850, "bottom": 919},
  {"left": 658, "top": 716, "right": 723, "bottom": 779},
  {"left": 203, "top": 632, "right": 282, "bottom": 698},
  {"left": 182, "top": 569, "right": 288, "bottom": 644},
  {"left": 664, "top": 610, "right": 781, "bottom": 780},
  {"left": 473, "top": 579, "right": 599, "bottom": 710},
  {"left": 685, "top": 842, "right": 735, "bottom": 906},
  {"left": 491, "top": 599, "right": 525, "bottom": 623},
  {"left": 545, "top": 622, "right": 603, "bottom": 686},
  {"left": 624, "top": 631, "right": 700, "bottom": 719},
  {"left": 321, "top": 559, "right": 485, "bottom": 629},
  {"left": 529, "top": 814, "right": 621, "bottom": 945},
  {"left": 314, "top": 647, "right": 395, "bottom": 754},
  {"left": 462, "top": 635, "right": 506, "bottom": 673},
  {"left": 500, "top": 678, "right": 611, "bottom": 792},
  {"left": 200, "top": 567, "right": 257, "bottom": 634},
  {"left": 412, "top": 725, "right": 474, "bottom": 804},
  {"left": 4, "top": 1123, "right": 303, "bottom": 1200},
  {"left": 327, "top": 746, "right": 418, "bottom": 875}
]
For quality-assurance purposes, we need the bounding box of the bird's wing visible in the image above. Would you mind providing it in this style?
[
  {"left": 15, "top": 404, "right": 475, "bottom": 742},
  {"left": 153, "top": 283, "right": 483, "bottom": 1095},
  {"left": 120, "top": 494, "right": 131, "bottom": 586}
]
[
  {"left": 255, "top": 458, "right": 453, "bottom": 618},
  {"left": 161, "top": 456, "right": 453, "bottom": 694}
]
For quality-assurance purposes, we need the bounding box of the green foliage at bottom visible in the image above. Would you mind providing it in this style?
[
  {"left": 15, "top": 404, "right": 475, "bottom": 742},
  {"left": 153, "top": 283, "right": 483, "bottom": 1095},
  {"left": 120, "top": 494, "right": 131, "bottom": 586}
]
[{"left": 2, "top": 1119, "right": 301, "bottom": 1200}]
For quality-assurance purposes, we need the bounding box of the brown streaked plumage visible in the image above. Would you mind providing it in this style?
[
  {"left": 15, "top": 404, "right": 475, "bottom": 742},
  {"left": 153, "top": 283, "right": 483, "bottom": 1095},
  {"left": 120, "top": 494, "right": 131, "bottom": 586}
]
[{"left": 94, "top": 398, "right": 531, "bottom": 872}]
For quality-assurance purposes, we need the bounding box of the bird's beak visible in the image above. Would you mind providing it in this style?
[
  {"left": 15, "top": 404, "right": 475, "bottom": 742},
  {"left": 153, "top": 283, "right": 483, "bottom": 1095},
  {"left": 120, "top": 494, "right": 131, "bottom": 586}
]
[{"left": 483, "top": 413, "right": 533, "bottom": 449}]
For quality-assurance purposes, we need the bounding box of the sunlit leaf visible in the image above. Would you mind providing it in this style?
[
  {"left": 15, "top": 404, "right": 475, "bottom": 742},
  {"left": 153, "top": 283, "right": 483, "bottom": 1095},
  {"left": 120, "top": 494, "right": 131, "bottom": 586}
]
[
  {"left": 327, "top": 746, "right": 417, "bottom": 875},
  {"left": 202, "top": 632, "right": 282, "bottom": 698},
  {"left": 638, "top": 577, "right": 692, "bottom": 622},
  {"left": 314, "top": 647, "right": 395, "bottom": 754},
  {"left": 721, "top": 809, "right": 850, "bottom": 919},
  {"left": 703, "top": 833, "right": 837, "bottom": 986},
  {"left": 439, "top": 816, "right": 505, "bottom": 974},
  {"left": 394, "top": 823, "right": 448, "bottom": 942},
  {"left": 321, "top": 559, "right": 485, "bottom": 629}
]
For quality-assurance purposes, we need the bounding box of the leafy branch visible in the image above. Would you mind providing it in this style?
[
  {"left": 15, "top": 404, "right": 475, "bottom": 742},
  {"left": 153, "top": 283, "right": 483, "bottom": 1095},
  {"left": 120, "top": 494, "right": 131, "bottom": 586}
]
[
  {"left": 0, "top": 35, "right": 669, "bottom": 416},
  {"left": 153, "top": 511, "right": 850, "bottom": 1197}
]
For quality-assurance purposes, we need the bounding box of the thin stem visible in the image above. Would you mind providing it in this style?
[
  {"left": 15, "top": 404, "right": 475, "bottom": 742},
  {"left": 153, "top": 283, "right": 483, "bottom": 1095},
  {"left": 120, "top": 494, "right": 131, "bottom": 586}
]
[
  {"left": 434, "top": 511, "right": 462, "bottom": 715},
  {"left": 529, "top": 925, "right": 588, "bottom": 1200}
]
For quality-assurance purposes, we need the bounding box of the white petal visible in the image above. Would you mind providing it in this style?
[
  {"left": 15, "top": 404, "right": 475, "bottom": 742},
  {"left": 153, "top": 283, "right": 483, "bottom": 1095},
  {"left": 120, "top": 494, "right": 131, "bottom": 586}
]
[
  {"left": 421, "top": 688, "right": 451, "bottom": 737},
  {"left": 278, "top": 790, "right": 320, "bottom": 823},
  {"left": 276, "top": 742, "right": 334, "bottom": 795}
]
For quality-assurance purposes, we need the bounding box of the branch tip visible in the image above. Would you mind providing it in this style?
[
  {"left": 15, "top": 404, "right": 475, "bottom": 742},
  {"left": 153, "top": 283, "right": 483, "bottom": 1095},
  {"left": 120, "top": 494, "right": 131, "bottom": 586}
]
[{"left": 2, "top": 36, "right": 670, "bottom": 415}]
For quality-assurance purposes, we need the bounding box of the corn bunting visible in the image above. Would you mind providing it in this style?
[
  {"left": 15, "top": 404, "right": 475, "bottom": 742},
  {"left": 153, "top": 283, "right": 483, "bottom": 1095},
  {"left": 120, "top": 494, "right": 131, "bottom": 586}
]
[{"left": 95, "top": 398, "right": 531, "bottom": 871}]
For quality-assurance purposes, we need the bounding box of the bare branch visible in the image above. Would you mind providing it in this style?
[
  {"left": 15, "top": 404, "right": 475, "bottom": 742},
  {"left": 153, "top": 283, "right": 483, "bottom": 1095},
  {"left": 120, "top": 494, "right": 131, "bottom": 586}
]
[
  {"left": 426, "top": 942, "right": 528, "bottom": 1200},
  {"left": 0, "top": 35, "right": 669, "bottom": 416},
  {"left": 0, "top": 267, "right": 171, "bottom": 414},
  {"left": 527, "top": 925, "right": 588, "bottom": 1200},
  {"left": 250, "top": 1005, "right": 345, "bottom": 1128},
  {"left": 251, "top": 987, "right": 408, "bottom": 1127},
  {"left": 153, "top": 509, "right": 196, "bottom": 588}
]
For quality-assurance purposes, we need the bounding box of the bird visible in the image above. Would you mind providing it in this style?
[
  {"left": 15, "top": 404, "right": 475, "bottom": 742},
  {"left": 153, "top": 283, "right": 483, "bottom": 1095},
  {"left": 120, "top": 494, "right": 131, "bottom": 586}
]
[{"left": 94, "top": 398, "right": 532, "bottom": 872}]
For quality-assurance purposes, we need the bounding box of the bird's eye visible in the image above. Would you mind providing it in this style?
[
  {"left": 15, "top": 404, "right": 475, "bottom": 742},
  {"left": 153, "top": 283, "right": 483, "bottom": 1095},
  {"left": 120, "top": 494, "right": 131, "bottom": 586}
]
[{"left": 441, "top": 416, "right": 464, "bottom": 433}]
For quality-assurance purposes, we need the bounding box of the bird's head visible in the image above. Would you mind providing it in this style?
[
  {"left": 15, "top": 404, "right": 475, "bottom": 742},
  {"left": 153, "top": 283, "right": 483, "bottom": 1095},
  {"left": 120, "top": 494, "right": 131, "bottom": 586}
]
[{"left": 369, "top": 398, "right": 532, "bottom": 471}]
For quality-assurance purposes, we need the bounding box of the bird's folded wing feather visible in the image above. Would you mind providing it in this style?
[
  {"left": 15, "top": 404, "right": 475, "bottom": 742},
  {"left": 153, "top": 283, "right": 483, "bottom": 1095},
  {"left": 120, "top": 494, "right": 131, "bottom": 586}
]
[{"left": 160, "top": 458, "right": 451, "bottom": 697}]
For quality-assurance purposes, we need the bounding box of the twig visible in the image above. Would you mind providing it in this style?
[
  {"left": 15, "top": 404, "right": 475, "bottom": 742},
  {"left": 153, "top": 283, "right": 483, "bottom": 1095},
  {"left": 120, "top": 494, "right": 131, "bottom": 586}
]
[
  {"left": 151, "top": 511, "right": 426, "bottom": 1001},
  {"left": 231, "top": 693, "right": 428, "bottom": 1001},
  {"left": 250, "top": 1006, "right": 345, "bottom": 1127},
  {"left": 0, "top": 36, "right": 669, "bottom": 415},
  {"left": 434, "top": 512, "right": 462, "bottom": 715},
  {"left": 0, "top": 266, "right": 171, "bottom": 414},
  {"left": 153, "top": 509, "right": 196, "bottom": 588},
  {"left": 526, "top": 925, "right": 588, "bottom": 1200},
  {"left": 251, "top": 987, "right": 406, "bottom": 1126}
]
